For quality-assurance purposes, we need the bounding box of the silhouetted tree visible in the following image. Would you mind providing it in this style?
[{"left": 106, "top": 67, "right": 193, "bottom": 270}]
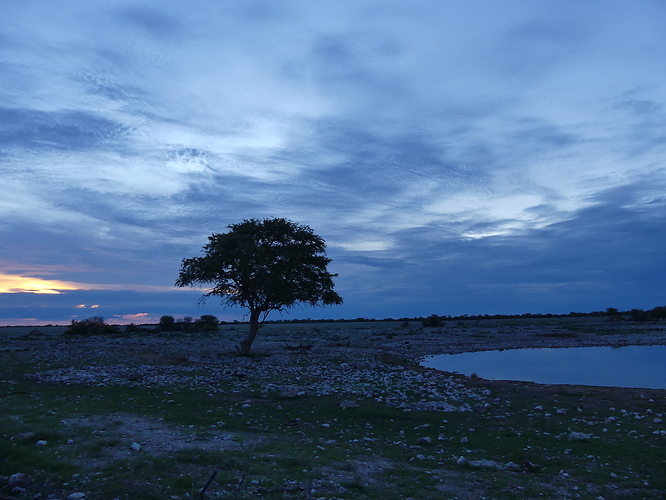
[
  {"left": 606, "top": 307, "right": 620, "bottom": 323},
  {"left": 176, "top": 218, "right": 342, "bottom": 355},
  {"left": 158, "top": 315, "right": 175, "bottom": 332}
]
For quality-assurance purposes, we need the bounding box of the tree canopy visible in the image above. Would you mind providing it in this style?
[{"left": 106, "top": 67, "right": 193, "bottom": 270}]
[{"left": 176, "top": 218, "right": 342, "bottom": 355}]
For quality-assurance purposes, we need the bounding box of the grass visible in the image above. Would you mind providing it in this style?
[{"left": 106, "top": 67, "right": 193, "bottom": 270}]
[{"left": 1, "top": 322, "right": 665, "bottom": 499}]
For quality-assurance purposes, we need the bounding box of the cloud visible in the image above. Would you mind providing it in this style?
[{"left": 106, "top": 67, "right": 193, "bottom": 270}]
[
  {"left": 0, "top": 274, "right": 80, "bottom": 294},
  {"left": 335, "top": 240, "right": 394, "bottom": 252},
  {"left": 0, "top": 107, "right": 130, "bottom": 152},
  {"left": 1, "top": 0, "right": 666, "bottom": 322},
  {"left": 116, "top": 312, "right": 150, "bottom": 320}
]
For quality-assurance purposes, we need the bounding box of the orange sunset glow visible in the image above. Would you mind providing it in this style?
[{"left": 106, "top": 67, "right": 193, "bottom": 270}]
[{"left": 0, "top": 273, "right": 81, "bottom": 294}]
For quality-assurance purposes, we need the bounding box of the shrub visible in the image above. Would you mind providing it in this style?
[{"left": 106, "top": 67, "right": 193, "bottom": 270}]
[
  {"left": 422, "top": 314, "right": 443, "bottom": 328},
  {"left": 158, "top": 315, "right": 176, "bottom": 332},
  {"left": 650, "top": 306, "right": 666, "bottom": 321},
  {"left": 195, "top": 315, "right": 219, "bottom": 332},
  {"left": 66, "top": 317, "right": 121, "bottom": 335},
  {"left": 177, "top": 316, "right": 194, "bottom": 333}
]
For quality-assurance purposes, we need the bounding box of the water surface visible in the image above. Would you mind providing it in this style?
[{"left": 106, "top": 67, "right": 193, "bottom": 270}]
[{"left": 422, "top": 345, "right": 666, "bottom": 389}]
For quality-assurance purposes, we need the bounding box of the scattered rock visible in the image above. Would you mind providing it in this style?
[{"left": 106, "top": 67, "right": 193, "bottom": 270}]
[
  {"left": 130, "top": 442, "right": 141, "bottom": 451},
  {"left": 568, "top": 431, "right": 591, "bottom": 441},
  {"left": 35, "top": 440, "right": 47, "bottom": 446},
  {"left": 469, "top": 459, "right": 501, "bottom": 469},
  {"left": 521, "top": 461, "right": 540, "bottom": 473},
  {"left": 417, "top": 437, "right": 431, "bottom": 445},
  {"left": 9, "top": 473, "right": 28, "bottom": 484},
  {"left": 281, "top": 387, "right": 299, "bottom": 398}
]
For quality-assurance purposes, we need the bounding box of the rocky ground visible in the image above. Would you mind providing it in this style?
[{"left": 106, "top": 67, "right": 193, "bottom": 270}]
[{"left": 1, "top": 320, "right": 665, "bottom": 499}]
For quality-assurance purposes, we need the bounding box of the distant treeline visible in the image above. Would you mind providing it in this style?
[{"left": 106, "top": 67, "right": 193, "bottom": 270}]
[
  {"left": 259, "top": 306, "right": 666, "bottom": 325},
  {"left": 13, "top": 305, "right": 664, "bottom": 333},
  {"left": 148, "top": 306, "right": 665, "bottom": 330}
]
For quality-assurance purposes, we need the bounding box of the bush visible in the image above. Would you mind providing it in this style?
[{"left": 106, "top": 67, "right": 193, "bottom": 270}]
[
  {"left": 66, "top": 317, "right": 121, "bottom": 335},
  {"left": 158, "top": 315, "right": 176, "bottom": 332},
  {"left": 422, "top": 314, "right": 443, "bottom": 328},
  {"left": 650, "top": 306, "right": 666, "bottom": 321},
  {"left": 195, "top": 315, "right": 219, "bottom": 332},
  {"left": 158, "top": 314, "right": 219, "bottom": 333}
]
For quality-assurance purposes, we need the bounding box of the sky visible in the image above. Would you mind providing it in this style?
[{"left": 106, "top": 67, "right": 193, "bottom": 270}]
[{"left": 1, "top": 1, "right": 665, "bottom": 326}]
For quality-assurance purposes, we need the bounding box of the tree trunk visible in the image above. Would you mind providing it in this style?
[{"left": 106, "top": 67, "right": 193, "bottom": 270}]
[{"left": 239, "top": 309, "right": 260, "bottom": 356}]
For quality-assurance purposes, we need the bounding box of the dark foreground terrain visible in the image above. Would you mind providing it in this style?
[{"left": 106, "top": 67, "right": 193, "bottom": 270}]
[{"left": 1, "top": 319, "right": 665, "bottom": 499}]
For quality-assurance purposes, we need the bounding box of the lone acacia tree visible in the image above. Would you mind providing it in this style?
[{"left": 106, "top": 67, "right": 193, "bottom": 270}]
[{"left": 176, "top": 218, "right": 343, "bottom": 355}]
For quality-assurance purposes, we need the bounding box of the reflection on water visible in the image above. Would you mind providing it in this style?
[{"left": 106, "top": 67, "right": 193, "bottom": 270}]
[{"left": 422, "top": 345, "right": 666, "bottom": 389}]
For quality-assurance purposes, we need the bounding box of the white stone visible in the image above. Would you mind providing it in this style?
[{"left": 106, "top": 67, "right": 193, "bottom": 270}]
[
  {"left": 131, "top": 442, "right": 141, "bottom": 451},
  {"left": 460, "top": 437, "right": 468, "bottom": 444},
  {"left": 36, "top": 440, "right": 47, "bottom": 446},
  {"left": 9, "top": 473, "right": 27, "bottom": 484},
  {"left": 67, "top": 493, "right": 86, "bottom": 500},
  {"left": 469, "top": 459, "right": 500, "bottom": 468},
  {"left": 456, "top": 456, "right": 467, "bottom": 465}
]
